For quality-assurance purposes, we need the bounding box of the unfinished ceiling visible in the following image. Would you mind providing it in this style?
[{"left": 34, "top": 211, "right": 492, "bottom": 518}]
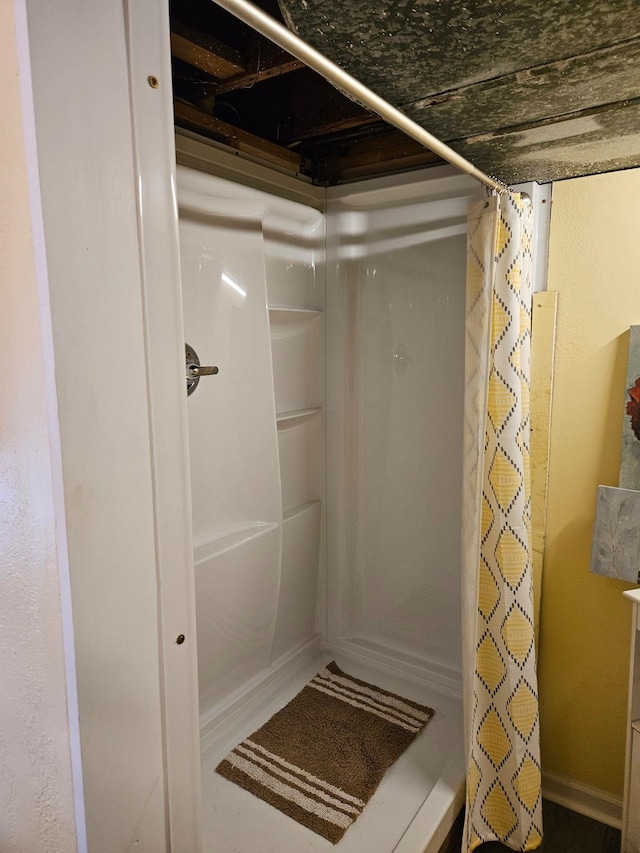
[{"left": 170, "top": 0, "right": 640, "bottom": 185}]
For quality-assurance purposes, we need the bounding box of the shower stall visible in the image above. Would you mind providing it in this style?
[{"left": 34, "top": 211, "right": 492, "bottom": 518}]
[
  {"left": 177, "top": 135, "right": 483, "bottom": 851},
  {"left": 18, "top": 1, "right": 548, "bottom": 849}
]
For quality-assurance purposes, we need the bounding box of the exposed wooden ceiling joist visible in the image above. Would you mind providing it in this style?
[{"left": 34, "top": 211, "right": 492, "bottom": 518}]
[
  {"left": 174, "top": 100, "right": 303, "bottom": 172},
  {"left": 170, "top": 0, "right": 447, "bottom": 184},
  {"left": 214, "top": 56, "right": 305, "bottom": 94},
  {"left": 172, "top": 20, "right": 306, "bottom": 93},
  {"left": 310, "top": 128, "right": 443, "bottom": 184},
  {"left": 171, "top": 0, "right": 640, "bottom": 185},
  {"left": 171, "top": 19, "right": 246, "bottom": 79}
]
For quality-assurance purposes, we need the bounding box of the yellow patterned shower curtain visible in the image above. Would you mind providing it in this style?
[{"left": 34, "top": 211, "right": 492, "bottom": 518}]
[{"left": 462, "top": 193, "right": 542, "bottom": 852}]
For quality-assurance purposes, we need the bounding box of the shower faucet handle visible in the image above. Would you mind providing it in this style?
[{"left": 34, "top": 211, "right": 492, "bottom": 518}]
[
  {"left": 185, "top": 342, "right": 219, "bottom": 396},
  {"left": 189, "top": 364, "right": 218, "bottom": 377}
]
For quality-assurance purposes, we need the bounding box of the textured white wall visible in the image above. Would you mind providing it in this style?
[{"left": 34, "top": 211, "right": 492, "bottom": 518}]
[{"left": 0, "top": 3, "right": 78, "bottom": 850}]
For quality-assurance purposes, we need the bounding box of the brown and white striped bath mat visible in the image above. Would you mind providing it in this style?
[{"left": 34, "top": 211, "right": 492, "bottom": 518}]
[{"left": 216, "top": 661, "right": 434, "bottom": 843}]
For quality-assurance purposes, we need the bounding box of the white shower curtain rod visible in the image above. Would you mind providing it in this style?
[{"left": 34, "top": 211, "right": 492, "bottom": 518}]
[{"left": 211, "top": 0, "right": 506, "bottom": 192}]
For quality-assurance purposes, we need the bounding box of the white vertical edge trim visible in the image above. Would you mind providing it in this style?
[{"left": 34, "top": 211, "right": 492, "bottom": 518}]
[
  {"left": 12, "top": 2, "right": 88, "bottom": 849},
  {"left": 622, "top": 598, "right": 639, "bottom": 849},
  {"left": 123, "top": 2, "right": 202, "bottom": 850},
  {"left": 511, "top": 181, "right": 552, "bottom": 293}
]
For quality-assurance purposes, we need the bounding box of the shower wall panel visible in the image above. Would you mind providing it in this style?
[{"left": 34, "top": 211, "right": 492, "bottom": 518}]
[
  {"left": 326, "top": 167, "right": 483, "bottom": 690},
  {"left": 178, "top": 166, "right": 325, "bottom": 724},
  {"left": 179, "top": 168, "right": 282, "bottom": 719}
]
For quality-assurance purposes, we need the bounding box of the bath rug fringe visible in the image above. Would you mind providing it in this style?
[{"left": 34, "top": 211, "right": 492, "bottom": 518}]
[{"left": 216, "top": 661, "right": 434, "bottom": 843}]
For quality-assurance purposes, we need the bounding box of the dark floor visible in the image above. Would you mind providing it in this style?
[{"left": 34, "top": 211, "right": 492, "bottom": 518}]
[{"left": 440, "top": 800, "right": 621, "bottom": 853}]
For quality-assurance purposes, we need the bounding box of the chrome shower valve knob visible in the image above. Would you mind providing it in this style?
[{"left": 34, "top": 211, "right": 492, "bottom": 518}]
[{"left": 185, "top": 342, "right": 218, "bottom": 396}]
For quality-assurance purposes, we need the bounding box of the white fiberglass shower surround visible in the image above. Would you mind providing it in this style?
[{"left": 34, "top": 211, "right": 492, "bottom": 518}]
[
  {"left": 176, "top": 133, "right": 483, "bottom": 852},
  {"left": 17, "top": 2, "right": 540, "bottom": 850}
]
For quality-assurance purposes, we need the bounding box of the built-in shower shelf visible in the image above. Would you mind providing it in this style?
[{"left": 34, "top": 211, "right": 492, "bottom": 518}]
[
  {"left": 193, "top": 521, "right": 279, "bottom": 566},
  {"left": 283, "top": 498, "right": 322, "bottom": 523},
  {"left": 276, "top": 407, "right": 322, "bottom": 430},
  {"left": 268, "top": 306, "right": 323, "bottom": 338},
  {"left": 269, "top": 305, "right": 322, "bottom": 319}
]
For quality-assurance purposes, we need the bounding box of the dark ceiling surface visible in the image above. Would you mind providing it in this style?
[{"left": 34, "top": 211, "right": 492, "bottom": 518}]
[
  {"left": 170, "top": 0, "right": 640, "bottom": 184},
  {"left": 276, "top": 0, "right": 640, "bottom": 183}
]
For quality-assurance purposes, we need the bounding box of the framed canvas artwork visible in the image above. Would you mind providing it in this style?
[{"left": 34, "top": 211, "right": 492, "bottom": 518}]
[{"left": 590, "top": 486, "right": 640, "bottom": 583}]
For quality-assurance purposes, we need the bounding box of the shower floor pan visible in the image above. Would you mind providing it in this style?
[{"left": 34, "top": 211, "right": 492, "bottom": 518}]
[{"left": 200, "top": 650, "right": 465, "bottom": 852}]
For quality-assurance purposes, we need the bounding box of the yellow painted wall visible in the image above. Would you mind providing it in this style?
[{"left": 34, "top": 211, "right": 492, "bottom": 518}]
[{"left": 539, "top": 169, "right": 640, "bottom": 797}]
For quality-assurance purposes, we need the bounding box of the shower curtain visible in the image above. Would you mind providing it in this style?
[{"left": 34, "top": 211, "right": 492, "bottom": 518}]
[{"left": 462, "top": 193, "right": 542, "bottom": 852}]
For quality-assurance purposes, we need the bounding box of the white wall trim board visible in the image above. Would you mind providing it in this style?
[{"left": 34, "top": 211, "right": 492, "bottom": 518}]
[
  {"left": 542, "top": 771, "right": 623, "bottom": 829},
  {"left": 20, "top": 1, "right": 196, "bottom": 849},
  {"left": 124, "top": 2, "right": 203, "bottom": 849}
]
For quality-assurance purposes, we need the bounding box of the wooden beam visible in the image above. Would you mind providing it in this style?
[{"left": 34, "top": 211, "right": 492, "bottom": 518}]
[
  {"left": 171, "top": 20, "right": 245, "bottom": 80},
  {"left": 530, "top": 290, "right": 558, "bottom": 652},
  {"left": 214, "top": 56, "right": 305, "bottom": 94},
  {"left": 174, "top": 101, "right": 302, "bottom": 172},
  {"left": 215, "top": 35, "right": 305, "bottom": 93},
  {"left": 334, "top": 149, "right": 442, "bottom": 183},
  {"left": 314, "top": 129, "right": 443, "bottom": 183},
  {"left": 289, "top": 110, "right": 379, "bottom": 143}
]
